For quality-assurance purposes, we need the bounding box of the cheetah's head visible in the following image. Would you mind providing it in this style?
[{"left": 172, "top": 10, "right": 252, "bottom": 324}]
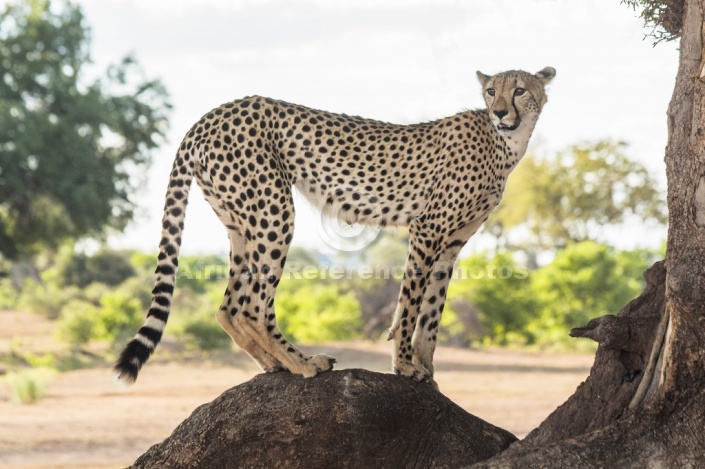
[{"left": 476, "top": 67, "right": 555, "bottom": 133}]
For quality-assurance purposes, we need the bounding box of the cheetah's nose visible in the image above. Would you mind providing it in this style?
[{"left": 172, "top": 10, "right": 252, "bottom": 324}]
[{"left": 493, "top": 109, "right": 508, "bottom": 119}]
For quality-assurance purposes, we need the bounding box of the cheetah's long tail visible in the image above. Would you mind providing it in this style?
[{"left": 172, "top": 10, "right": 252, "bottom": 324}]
[{"left": 113, "top": 143, "right": 194, "bottom": 386}]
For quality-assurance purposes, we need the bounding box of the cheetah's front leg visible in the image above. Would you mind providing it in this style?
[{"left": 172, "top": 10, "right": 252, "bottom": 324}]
[
  {"left": 410, "top": 254, "right": 463, "bottom": 379},
  {"left": 391, "top": 217, "right": 486, "bottom": 385},
  {"left": 389, "top": 219, "right": 436, "bottom": 382}
]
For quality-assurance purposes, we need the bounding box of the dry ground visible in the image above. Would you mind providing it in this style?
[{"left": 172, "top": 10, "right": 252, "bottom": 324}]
[{"left": 0, "top": 310, "right": 593, "bottom": 469}]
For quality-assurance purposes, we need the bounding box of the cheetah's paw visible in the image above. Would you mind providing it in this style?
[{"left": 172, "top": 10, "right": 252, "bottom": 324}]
[
  {"left": 263, "top": 365, "right": 288, "bottom": 373},
  {"left": 393, "top": 361, "right": 432, "bottom": 383},
  {"left": 301, "top": 354, "right": 337, "bottom": 378}
]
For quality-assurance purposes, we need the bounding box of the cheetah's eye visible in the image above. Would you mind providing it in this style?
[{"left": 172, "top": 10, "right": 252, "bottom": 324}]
[
  {"left": 514, "top": 88, "right": 526, "bottom": 96},
  {"left": 486, "top": 88, "right": 495, "bottom": 97}
]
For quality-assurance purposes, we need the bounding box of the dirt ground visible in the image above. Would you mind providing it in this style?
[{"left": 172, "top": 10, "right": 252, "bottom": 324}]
[{"left": 0, "top": 310, "right": 594, "bottom": 469}]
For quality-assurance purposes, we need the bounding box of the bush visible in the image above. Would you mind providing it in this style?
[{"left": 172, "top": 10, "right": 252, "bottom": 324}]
[
  {"left": 53, "top": 290, "right": 144, "bottom": 348},
  {"left": 7, "top": 369, "right": 52, "bottom": 404},
  {"left": 528, "top": 241, "right": 651, "bottom": 342},
  {"left": 17, "top": 279, "right": 82, "bottom": 319},
  {"left": 0, "top": 278, "right": 19, "bottom": 309},
  {"left": 444, "top": 243, "right": 656, "bottom": 348},
  {"left": 46, "top": 249, "right": 135, "bottom": 288},
  {"left": 181, "top": 318, "right": 232, "bottom": 351},
  {"left": 96, "top": 291, "right": 144, "bottom": 346},
  {"left": 51, "top": 271, "right": 152, "bottom": 350},
  {"left": 275, "top": 283, "right": 363, "bottom": 342},
  {"left": 446, "top": 252, "right": 536, "bottom": 346},
  {"left": 56, "top": 300, "right": 100, "bottom": 348},
  {"left": 175, "top": 254, "right": 229, "bottom": 294},
  {"left": 113, "top": 274, "right": 152, "bottom": 309}
]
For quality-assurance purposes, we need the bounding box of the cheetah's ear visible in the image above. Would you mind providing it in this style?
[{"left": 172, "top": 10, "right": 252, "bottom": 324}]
[
  {"left": 535, "top": 67, "right": 556, "bottom": 85},
  {"left": 476, "top": 71, "right": 491, "bottom": 87}
]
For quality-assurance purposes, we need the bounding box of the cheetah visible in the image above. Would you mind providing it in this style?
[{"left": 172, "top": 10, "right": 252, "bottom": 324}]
[{"left": 114, "top": 67, "right": 555, "bottom": 387}]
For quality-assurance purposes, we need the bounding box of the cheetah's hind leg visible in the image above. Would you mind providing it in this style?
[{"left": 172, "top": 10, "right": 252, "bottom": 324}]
[
  {"left": 215, "top": 232, "right": 288, "bottom": 373},
  {"left": 233, "top": 186, "right": 336, "bottom": 378}
]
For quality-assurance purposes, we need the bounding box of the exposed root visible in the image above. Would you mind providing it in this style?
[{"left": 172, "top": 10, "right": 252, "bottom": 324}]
[{"left": 629, "top": 310, "right": 670, "bottom": 410}]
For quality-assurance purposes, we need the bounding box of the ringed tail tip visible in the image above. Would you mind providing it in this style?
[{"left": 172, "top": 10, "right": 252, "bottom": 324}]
[{"left": 113, "top": 338, "right": 154, "bottom": 388}]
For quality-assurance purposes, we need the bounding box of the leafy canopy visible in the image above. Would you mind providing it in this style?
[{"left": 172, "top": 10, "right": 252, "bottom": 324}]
[
  {"left": 485, "top": 140, "right": 666, "bottom": 254},
  {"left": 0, "top": 0, "right": 171, "bottom": 258}
]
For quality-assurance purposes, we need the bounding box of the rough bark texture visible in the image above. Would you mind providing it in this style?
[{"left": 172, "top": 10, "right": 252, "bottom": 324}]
[
  {"left": 662, "top": 0, "right": 705, "bottom": 397},
  {"left": 522, "top": 262, "right": 665, "bottom": 446},
  {"left": 471, "top": 385, "right": 705, "bottom": 469},
  {"left": 130, "top": 369, "right": 516, "bottom": 469}
]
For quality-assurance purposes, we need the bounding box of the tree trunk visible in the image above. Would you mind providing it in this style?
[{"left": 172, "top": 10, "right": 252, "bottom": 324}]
[{"left": 129, "top": 369, "right": 516, "bottom": 469}]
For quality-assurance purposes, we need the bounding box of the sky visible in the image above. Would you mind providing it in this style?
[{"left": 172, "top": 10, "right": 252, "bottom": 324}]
[{"left": 72, "top": 0, "right": 679, "bottom": 256}]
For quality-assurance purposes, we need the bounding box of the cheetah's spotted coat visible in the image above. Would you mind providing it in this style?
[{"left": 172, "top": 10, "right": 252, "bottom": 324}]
[{"left": 115, "top": 67, "right": 555, "bottom": 386}]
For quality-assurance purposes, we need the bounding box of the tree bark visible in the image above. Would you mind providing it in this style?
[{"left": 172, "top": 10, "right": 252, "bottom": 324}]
[
  {"left": 523, "top": 262, "right": 665, "bottom": 446},
  {"left": 130, "top": 369, "right": 516, "bottom": 469}
]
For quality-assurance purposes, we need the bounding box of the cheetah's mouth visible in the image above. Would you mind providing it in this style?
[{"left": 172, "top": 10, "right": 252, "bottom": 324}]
[{"left": 497, "top": 121, "right": 520, "bottom": 131}]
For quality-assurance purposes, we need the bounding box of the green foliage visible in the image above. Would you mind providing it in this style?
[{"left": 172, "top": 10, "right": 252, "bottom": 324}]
[
  {"left": 56, "top": 299, "right": 99, "bottom": 348},
  {"left": 447, "top": 252, "right": 536, "bottom": 345},
  {"left": 44, "top": 249, "right": 136, "bottom": 288},
  {"left": 129, "top": 251, "right": 156, "bottom": 274},
  {"left": 276, "top": 280, "right": 363, "bottom": 342},
  {"left": 113, "top": 274, "right": 152, "bottom": 309},
  {"left": 130, "top": 253, "right": 230, "bottom": 300},
  {"left": 52, "top": 283, "right": 144, "bottom": 348},
  {"left": 285, "top": 246, "right": 321, "bottom": 267},
  {"left": 0, "top": 0, "right": 171, "bottom": 258},
  {"left": 175, "top": 255, "right": 229, "bottom": 294},
  {"left": 19, "top": 351, "right": 56, "bottom": 368},
  {"left": 167, "top": 280, "right": 231, "bottom": 351},
  {"left": 95, "top": 291, "right": 143, "bottom": 346},
  {"left": 527, "top": 242, "right": 652, "bottom": 342},
  {"left": 486, "top": 141, "right": 666, "bottom": 255},
  {"left": 0, "top": 278, "right": 19, "bottom": 308},
  {"left": 362, "top": 232, "right": 408, "bottom": 267},
  {"left": 7, "top": 368, "right": 52, "bottom": 404},
  {"left": 181, "top": 319, "right": 232, "bottom": 351},
  {"left": 17, "top": 278, "right": 82, "bottom": 319},
  {"left": 446, "top": 243, "right": 656, "bottom": 347}
]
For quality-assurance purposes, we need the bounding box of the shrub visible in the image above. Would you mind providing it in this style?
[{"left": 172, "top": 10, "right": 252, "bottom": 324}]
[
  {"left": 113, "top": 274, "right": 152, "bottom": 309},
  {"left": 181, "top": 318, "right": 232, "bottom": 351},
  {"left": 528, "top": 241, "right": 651, "bottom": 343},
  {"left": 275, "top": 284, "right": 363, "bottom": 342},
  {"left": 175, "top": 254, "right": 229, "bottom": 294},
  {"left": 56, "top": 300, "right": 100, "bottom": 348},
  {"left": 447, "top": 252, "right": 536, "bottom": 346},
  {"left": 17, "top": 279, "right": 82, "bottom": 319},
  {"left": 0, "top": 278, "right": 18, "bottom": 309},
  {"left": 96, "top": 291, "right": 144, "bottom": 346},
  {"left": 22, "top": 352, "right": 56, "bottom": 368},
  {"left": 50, "top": 249, "right": 136, "bottom": 288},
  {"left": 7, "top": 369, "right": 52, "bottom": 404}
]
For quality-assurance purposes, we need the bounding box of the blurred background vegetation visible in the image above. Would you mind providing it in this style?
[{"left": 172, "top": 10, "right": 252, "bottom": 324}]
[{"left": 0, "top": 1, "right": 666, "bottom": 400}]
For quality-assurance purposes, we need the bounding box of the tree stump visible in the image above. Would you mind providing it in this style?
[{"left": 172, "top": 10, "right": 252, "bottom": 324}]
[{"left": 130, "top": 369, "right": 516, "bottom": 469}]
